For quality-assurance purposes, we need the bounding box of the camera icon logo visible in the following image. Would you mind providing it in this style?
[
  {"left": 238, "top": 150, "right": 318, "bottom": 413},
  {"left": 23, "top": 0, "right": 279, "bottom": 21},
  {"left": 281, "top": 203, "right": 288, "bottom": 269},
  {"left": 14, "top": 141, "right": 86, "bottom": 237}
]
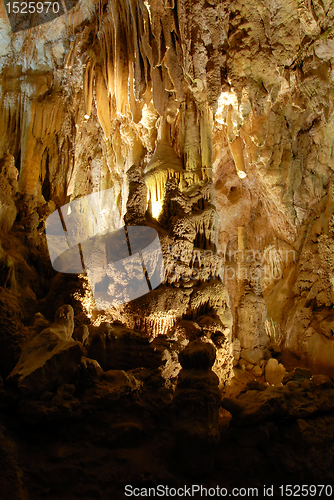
[{"left": 45, "top": 190, "right": 164, "bottom": 310}]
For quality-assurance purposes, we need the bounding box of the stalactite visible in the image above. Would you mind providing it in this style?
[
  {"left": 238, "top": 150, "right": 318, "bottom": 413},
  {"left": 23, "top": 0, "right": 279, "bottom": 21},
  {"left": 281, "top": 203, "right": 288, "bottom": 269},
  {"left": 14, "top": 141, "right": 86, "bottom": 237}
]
[
  {"left": 200, "top": 106, "right": 213, "bottom": 181},
  {"left": 0, "top": 0, "right": 227, "bottom": 205},
  {"left": 83, "top": 52, "right": 96, "bottom": 118},
  {"left": 164, "top": 45, "right": 185, "bottom": 102},
  {"left": 183, "top": 97, "right": 201, "bottom": 175},
  {"left": 96, "top": 66, "right": 112, "bottom": 138},
  {"left": 135, "top": 312, "right": 176, "bottom": 337},
  {"left": 191, "top": 208, "right": 216, "bottom": 250},
  {"left": 128, "top": 62, "right": 143, "bottom": 124},
  {"left": 228, "top": 136, "right": 245, "bottom": 176},
  {"left": 152, "top": 66, "right": 168, "bottom": 117},
  {"left": 145, "top": 167, "right": 182, "bottom": 204},
  {"left": 144, "top": 142, "right": 183, "bottom": 217}
]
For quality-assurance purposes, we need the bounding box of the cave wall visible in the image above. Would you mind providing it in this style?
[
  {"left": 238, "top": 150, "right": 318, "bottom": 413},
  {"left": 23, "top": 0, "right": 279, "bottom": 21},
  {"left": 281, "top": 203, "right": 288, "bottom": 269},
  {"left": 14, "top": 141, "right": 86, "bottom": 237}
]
[{"left": 210, "top": 0, "right": 334, "bottom": 375}]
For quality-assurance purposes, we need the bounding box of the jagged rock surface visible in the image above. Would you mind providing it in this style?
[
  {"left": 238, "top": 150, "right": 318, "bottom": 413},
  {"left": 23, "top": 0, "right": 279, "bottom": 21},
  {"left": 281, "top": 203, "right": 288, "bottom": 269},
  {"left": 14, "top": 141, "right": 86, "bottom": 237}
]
[
  {"left": 173, "top": 339, "right": 222, "bottom": 476},
  {"left": 7, "top": 305, "right": 84, "bottom": 395},
  {"left": 0, "top": 0, "right": 334, "bottom": 495}
]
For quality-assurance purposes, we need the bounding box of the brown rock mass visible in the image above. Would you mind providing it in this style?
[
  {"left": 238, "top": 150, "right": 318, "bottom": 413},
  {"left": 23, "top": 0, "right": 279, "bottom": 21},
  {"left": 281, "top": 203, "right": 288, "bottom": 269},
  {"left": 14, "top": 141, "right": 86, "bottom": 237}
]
[{"left": 0, "top": 0, "right": 334, "bottom": 496}]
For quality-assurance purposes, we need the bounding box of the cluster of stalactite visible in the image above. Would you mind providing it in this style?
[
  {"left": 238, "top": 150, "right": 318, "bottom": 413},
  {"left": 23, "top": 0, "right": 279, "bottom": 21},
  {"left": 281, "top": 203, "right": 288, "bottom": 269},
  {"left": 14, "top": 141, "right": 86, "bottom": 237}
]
[
  {"left": 2, "top": 0, "right": 334, "bottom": 386},
  {"left": 0, "top": 0, "right": 228, "bottom": 215}
]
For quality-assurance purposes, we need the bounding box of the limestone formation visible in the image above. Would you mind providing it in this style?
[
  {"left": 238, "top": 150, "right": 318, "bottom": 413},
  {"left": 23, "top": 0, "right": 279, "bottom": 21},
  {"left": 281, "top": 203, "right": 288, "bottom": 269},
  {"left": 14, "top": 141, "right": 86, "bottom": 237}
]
[
  {"left": 41, "top": 304, "right": 75, "bottom": 341},
  {"left": 264, "top": 358, "right": 286, "bottom": 386},
  {"left": 1, "top": 0, "right": 334, "bottom": 494},
  {"left": 0, "top": 151, "right": 18, "bottom": 234},
  {"left": 73, "top": 324, "right": 90, "bottom": 345},
  {"left": 237, "top": 292, "right": 268, "bottom": 350},
  {"left": 173, "top": 340, "right": 222, "bottom": 475},
  {"left": 222, "top": 373, "right": 334, "bottom": 427},
  {"left": 7, "top": 305, "right": 84, "bottom": 395}
]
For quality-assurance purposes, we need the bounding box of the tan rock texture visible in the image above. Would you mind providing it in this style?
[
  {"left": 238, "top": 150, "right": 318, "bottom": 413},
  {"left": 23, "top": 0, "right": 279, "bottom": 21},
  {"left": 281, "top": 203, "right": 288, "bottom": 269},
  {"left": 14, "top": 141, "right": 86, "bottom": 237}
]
[
  {"left": 0, "top": 0, "right": 333, "bottom": 377},
  {"left": 7, "top": 329, "right": 84, "bottom": 395},
  {"left": 1, "top": 0, "right": 334, "bottom": 493},
  {"left": 7, "top": 305, "right": 84, "bottom": 395},
  {"left": 265, "top": 357, "right": 286, "bottom": 385}
]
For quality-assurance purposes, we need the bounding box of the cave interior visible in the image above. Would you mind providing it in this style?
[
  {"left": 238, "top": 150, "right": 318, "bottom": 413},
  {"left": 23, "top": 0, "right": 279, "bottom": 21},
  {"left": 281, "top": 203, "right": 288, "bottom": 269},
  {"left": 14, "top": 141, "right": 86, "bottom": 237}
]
[{"left": 1, "top": 0, "right": 334, "bottom": 497}]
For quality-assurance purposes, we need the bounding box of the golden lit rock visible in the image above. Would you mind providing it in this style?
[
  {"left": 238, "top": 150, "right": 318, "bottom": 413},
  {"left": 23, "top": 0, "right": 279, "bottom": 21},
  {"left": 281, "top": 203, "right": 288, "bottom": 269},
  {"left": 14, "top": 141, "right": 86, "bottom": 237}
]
[{"left": 1, "top": 0, "right": 334, "bottom": 493}]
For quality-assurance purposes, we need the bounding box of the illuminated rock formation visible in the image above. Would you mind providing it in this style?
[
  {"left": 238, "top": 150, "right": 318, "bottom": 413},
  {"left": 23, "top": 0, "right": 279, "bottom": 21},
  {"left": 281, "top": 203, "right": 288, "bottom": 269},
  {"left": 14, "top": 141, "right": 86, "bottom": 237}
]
[
  {"left": 1, "top": 0, "right": 334, "bottom": 494},
  {"left": 7, "top": 305, "right": 84, "bottom": 395},
  {"left": 0, "top": 0, "right": 334, "bottom": 389}
]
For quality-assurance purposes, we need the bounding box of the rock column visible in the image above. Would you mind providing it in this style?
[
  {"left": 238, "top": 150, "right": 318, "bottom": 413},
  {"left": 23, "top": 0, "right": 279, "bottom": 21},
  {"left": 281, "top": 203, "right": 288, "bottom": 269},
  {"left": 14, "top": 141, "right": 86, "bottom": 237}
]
[{"left": 173, "top": 339, "right": 222, "bottom": 476}]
